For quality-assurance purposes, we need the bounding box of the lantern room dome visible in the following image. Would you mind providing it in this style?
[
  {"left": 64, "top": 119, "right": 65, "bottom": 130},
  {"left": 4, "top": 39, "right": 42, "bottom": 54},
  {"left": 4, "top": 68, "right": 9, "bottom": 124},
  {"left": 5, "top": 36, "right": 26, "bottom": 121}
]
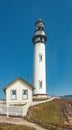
[{"left": 32, "top": 19, "right": 47, "bottom": 44}]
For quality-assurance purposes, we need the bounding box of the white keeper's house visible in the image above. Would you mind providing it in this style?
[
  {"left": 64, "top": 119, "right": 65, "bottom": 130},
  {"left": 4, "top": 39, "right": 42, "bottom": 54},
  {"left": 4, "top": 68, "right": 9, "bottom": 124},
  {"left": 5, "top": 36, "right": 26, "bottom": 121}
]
[
  {"left": 3, "top": 77, "right": 34, "bottom": 105},
  {"left": 3, "top": 19, "right": 47, "bottom": 105}
]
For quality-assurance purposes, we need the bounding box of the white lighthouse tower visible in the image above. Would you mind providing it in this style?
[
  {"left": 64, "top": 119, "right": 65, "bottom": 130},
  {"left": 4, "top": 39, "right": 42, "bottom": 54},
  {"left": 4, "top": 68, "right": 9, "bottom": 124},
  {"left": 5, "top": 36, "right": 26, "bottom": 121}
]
[{"left": 32, "top": 19, "right": 47, "bottom": 98}]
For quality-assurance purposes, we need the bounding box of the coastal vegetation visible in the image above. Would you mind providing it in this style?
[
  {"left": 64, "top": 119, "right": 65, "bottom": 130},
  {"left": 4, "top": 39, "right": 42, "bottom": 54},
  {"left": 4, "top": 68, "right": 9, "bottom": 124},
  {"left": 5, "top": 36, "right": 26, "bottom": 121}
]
[
  {"left": 0, "top": 99, "right": 72, "bottom": 130},
  {"left": 0, "top": 124, "right": 36, "bottom": 130},
  {"left": 26, "top": 99, "right": 72, "bottom": 130}
]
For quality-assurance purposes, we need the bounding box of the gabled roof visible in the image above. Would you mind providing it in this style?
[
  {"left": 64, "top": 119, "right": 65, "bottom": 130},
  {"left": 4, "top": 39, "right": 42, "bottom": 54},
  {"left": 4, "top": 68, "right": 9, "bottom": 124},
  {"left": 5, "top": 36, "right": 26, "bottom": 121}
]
[{"left": 3, "top": 77, "right": 35, "bottom": 93}]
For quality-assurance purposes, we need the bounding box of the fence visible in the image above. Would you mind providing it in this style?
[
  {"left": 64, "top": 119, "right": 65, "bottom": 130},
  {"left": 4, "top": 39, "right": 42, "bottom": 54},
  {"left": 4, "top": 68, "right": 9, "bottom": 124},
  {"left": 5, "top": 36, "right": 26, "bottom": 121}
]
[
  {"left": 0, "top": 97, "right": 60, "bottom": 117},
  {"left": 0, "top": 104, "right": 23, "bottom": 117},
  {"left": 30, "top": 97, "right": 57, "bottom": 106}
]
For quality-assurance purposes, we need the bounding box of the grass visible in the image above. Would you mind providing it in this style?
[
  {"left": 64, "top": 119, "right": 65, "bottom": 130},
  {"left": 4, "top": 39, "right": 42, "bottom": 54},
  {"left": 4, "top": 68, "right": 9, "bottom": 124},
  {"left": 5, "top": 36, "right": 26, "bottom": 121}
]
[
  {"left": 0, "top": 123, "right": 36, "bottom": 130},
  {"left": 26, "top": 99, "right": 64, "bottom": 130}
]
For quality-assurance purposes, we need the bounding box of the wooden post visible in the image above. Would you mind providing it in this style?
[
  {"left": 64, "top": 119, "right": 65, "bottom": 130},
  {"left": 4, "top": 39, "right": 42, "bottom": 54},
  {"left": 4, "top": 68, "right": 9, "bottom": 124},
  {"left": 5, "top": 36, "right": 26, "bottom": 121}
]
[{"left": 7, "top": 104, "right": 9, "bottom": 117}]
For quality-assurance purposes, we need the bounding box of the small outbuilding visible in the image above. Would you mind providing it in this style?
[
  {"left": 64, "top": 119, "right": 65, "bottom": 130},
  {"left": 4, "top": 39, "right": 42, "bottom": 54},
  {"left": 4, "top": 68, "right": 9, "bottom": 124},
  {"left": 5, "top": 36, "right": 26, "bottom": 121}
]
[{"left": 3, "top": 77, "right": 34, "bottom": 105}]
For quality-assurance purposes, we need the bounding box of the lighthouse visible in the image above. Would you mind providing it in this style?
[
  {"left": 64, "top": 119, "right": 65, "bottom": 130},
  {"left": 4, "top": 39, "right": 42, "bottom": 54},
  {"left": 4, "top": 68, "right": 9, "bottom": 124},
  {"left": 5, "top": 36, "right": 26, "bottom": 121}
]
[{"left": 32, "top": 19, "right": 47, "bottom": 98}]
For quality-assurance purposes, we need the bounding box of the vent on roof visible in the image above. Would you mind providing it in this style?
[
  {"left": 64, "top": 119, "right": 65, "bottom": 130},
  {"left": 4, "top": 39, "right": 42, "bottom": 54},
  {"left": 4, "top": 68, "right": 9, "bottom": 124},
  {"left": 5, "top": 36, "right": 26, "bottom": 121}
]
[{"left": 27, "top": 75, "right": 30, "bottom": 83}]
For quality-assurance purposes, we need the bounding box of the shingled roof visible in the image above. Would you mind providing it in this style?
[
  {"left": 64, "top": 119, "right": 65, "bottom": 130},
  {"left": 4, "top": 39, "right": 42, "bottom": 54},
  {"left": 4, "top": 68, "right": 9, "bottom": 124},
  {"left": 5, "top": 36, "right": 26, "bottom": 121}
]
[{"left": 3, "top": 77, "right": 34, "bottom": 93}]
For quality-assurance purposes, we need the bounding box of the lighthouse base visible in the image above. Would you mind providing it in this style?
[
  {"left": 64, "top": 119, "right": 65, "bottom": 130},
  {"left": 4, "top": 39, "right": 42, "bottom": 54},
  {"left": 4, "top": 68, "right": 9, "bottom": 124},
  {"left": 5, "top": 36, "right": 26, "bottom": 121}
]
[{"left": 33, "top": 94, "right": 48, "bottom": 101}]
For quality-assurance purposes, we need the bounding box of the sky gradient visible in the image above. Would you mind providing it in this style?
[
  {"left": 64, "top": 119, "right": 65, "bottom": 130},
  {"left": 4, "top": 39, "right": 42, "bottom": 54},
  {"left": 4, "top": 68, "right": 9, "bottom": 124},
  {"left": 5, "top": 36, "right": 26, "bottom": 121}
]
[{"left": 0, "top": 0, "right": 72, "bottom": 98}]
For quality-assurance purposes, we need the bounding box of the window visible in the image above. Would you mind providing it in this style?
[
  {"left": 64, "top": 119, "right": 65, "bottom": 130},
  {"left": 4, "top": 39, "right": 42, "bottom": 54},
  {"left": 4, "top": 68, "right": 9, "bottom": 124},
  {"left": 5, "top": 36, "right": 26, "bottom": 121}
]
[
  {"left": 39, "top": 80, "right": 42, "bottom": 88},
  {"left": 39, "top": 27, "right": 43, "bottom": 31},
  {"left": 40, "top": 37, "right": 43, "bottom": 41},
  {"left": 11, "top": 90, "right": 17, "bottom": 100},
  {"left": 39, "top": 54, "right": 42, "bottom": 61},
  {"left": 22, "top": 90, "right": 28, "bottom": 99}
]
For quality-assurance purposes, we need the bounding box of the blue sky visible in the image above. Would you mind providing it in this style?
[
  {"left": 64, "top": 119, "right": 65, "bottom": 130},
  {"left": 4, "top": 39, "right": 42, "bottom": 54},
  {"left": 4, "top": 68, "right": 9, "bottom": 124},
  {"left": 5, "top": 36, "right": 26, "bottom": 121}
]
[{"left": 0, "top": 0, "right": 72, "bottom": 98}]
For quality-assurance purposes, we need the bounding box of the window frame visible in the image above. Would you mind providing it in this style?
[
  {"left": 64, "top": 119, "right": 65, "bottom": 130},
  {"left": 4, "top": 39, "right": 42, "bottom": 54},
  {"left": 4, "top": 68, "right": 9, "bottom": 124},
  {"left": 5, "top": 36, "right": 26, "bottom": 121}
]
[
  {"left": 11, "top": 89, "right": 17, "bottom": 100},
  {"left": 22, "top": 89, "right": 28, "bottom": 100},
  {"left": 39, "top": 80, "right": 42, "bottom": 89},
  {"left": 39, "top": 53, "right": 42, "bottom": 62}
]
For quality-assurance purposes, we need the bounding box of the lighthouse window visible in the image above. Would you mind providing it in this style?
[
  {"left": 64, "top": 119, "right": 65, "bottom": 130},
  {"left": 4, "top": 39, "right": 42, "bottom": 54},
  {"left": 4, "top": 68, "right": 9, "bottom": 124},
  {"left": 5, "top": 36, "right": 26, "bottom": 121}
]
[
  {"left": 40, "top": 37, "right": 43, "bottom": 41},
  {"left": 39, "top": 27, "right": 43, "bottom": 31},
  {"left": 39, "top": 54, "right": 42, "bottom": 61},
  {"left": 39, "top": 81, "right": 42, "bottom": 88}
]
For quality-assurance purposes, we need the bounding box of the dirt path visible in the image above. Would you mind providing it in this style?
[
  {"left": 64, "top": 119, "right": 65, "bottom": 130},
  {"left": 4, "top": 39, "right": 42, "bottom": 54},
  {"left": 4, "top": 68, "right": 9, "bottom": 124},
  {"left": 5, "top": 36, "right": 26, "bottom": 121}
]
[{"left": 0, "top": 116, "right": 47, "bottom": 130}]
